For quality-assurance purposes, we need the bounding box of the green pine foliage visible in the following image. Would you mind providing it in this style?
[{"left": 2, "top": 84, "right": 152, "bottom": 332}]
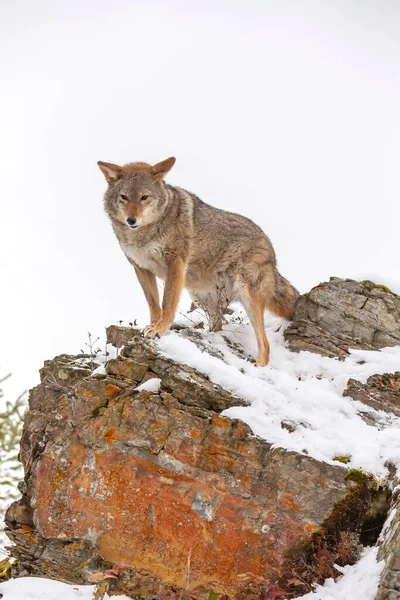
[{"left": 0, "top": 374, "right": 26, "bottom": 552}]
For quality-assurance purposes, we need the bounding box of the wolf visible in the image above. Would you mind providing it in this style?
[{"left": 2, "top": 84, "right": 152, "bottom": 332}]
[{"left": 98, "top": 157, "right": 298, "bottom": 366}]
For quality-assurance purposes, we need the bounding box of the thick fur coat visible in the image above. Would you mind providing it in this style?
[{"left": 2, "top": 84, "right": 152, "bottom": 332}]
[{"left": 98, "top": 157, "right": 298, "bottom": 366}]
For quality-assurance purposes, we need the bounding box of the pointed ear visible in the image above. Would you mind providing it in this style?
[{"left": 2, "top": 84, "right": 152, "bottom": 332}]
[
  {"left": 97, "top": 161, "right": 122, "bottom": 183},
  {"left": 151, "top": 157, "right": 176, "bottom": 182}
]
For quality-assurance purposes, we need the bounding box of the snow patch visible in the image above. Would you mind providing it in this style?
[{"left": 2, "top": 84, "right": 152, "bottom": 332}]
[
  {"left": 91, "top": 364, "right": 107, "bottom": 375},
  {"left": 134, "top": 377, "right": 162, "bottom": 392},
  {"left": 295, "top": 546, "right": 384, "bottom": 600},
  {"left": 0, "top": 576, "right": 130, "bottom": 600}
]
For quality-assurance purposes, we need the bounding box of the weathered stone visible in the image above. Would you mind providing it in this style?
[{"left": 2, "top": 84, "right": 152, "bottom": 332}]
[
  {"left": 377, "top": 482, "right": 400, "bottom": 599},
  {"left": 140, "top": 371, "right": 161, "bottom": 385},
  {"left": 284, "top": 278, "right": 400, "bottom": 358},
  {"left": 106, "top": 357, "right": 149, "bottom": 382},
  {"left": 5, "top": 332, "right": 376, "bottom": 598},
  {"left": 40, "top": 354, "right": 94, "bottom": 390},
  {"left": 344, "top": 373, "right": 400, "bottom": 417},
  {"left": 120, "top": 334, "right": 162, "bottom": 365},
  {"left": 161, "top": 363, "right": 245, "bottom": 412},
  {"left": 106, "top": 325, "right": 141, "bottom": 348},
  {"left": 19, "top": 355, "right": 96, "bottom": 473},
  {"left": 5, "top": 496, "right": 33, "bottom": 528}
]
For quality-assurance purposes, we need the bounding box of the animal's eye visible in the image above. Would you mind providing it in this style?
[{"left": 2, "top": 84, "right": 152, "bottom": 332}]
[
  {"left": 120, "top": 194, "right": 128, "bottom": 201},
  {"left": 141, "top": 195, "right": 149, "bottom": 201}
]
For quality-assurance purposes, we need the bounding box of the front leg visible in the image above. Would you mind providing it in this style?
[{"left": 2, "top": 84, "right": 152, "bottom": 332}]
[
  {"left": 129, "top": 260, "right": 162, "bottom": 326},
  {"left": 144, "top": 257, "right": 186, "bottom": 337}
]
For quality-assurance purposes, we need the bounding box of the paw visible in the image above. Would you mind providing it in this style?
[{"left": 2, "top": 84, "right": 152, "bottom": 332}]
[
  {"left": 143, "top": 321, "right": 169, "bottom": 338},
  {"left": 255, "top": 351, "right": 270, "bottom": 367},
  {"left": 143, "top": 324, "right": 160, "bottom": 338}
]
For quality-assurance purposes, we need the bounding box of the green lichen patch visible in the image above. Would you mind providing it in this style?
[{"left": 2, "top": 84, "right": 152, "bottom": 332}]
[
  {"left": 345, "top": 468, "right": 367, "bottom": 484},
  {"left": 333, "top": 455, "right": 351, "bottom": 464},
  {"left": 374, "top": 284, "right": 393, "bottom": 294},
  {"left": 0, "top": 556, "right": 13, "bottom": 582},
  {"left": 360, "top": 281, "right": 395, "bottom": 295}
]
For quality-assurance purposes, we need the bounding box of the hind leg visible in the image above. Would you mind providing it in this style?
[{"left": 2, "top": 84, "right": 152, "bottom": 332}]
[{"left": 238, "top": 284, "right": 270, "bottom": 367}]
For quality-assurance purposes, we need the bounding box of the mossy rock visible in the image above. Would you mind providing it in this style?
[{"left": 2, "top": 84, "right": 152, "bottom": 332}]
[
  {"left": 333, "top": 455, "right": 351, "bottom": 465},
  {"left": 280, "top": 470, "right": 377, "bottom": 597},
  {"left": 0, "top": 557, "right": 13, "bottom": 582}
]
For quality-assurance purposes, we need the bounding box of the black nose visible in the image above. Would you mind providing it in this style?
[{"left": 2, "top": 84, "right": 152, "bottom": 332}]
[{"left": 126, "top": 217, "right": 137, "bottom": 226}]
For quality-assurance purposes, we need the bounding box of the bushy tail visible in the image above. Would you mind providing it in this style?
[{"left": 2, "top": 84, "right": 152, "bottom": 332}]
[{"left": 267, "top": 271, "right": 299, "bottom": 319}]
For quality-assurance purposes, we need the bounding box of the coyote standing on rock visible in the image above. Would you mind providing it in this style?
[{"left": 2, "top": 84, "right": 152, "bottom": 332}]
[{"left": 98, "top": 157, "right": 298, "bottom": 366}]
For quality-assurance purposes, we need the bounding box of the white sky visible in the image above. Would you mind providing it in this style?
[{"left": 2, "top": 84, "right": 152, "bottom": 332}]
[{"left": 1, "top": 0, "right": 399, "bottom": 397}]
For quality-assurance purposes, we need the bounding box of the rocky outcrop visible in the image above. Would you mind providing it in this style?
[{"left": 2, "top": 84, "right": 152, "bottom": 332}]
[
  {"left": 4, "top": 327, "right": 377, "bottom": 598},
  {"left": 344, "top": 373, "right": 400, "bottom": 417},
  {"left": 284, "top": 278, "right": 400, "bottom": 358},
  {"left": 377, "top": 483, "right": 400, "bottom": 600}
]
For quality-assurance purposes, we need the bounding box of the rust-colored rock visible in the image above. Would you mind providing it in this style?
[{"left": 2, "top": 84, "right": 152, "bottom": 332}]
[{"left": 5, "top": 331, "right": 375, "bottom": 598}]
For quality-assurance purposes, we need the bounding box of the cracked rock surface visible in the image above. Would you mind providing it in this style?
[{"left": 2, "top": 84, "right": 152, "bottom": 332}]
[
  {"left": 5, "top": 328, "right": 374, "bottom": 598},
  {"left": 344, "top": 372, "right": 400, "bottom": 417},
  {"left": 284, "top": 278, "right": 400, "bottom": 358},
  {"left": 377, "top": 480, "right": 400, "bottom": 600}
]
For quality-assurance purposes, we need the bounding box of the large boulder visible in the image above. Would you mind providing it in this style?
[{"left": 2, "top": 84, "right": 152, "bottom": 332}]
[
  {"left": 284, "top": 278, "right": 400, "bottom": 358},
  {"left": 5, "top": 329, "right": 376, "bottom": 598}
]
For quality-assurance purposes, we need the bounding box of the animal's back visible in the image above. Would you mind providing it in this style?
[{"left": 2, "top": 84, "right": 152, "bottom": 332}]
[{"left": 179, "top": 190, "right": 276, "bottom": 284}]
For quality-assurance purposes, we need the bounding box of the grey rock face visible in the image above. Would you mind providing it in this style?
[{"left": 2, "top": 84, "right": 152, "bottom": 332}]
[
  {"left": 344, "top": 373, "right": 400, "bottom": 417},
  {"left": 377, "top": 484, "right": 400, "bottom": 600},
  {"left": 284, "top": 278, "right": 400, "bottom": 358}
]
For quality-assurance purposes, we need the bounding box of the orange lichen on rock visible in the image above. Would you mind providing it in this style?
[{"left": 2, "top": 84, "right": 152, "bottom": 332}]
[
  {"left": 104, "top": 428, "right": 117, "bottom": 445},
  {"left": 279, "top": 494, "right": 296, "bottom": 510},
  {"left": 106, "top": 383, "right": 121, "bottom": 396},
  {"left": 5, "top": 332, "right": 373, "bottom": 599}
]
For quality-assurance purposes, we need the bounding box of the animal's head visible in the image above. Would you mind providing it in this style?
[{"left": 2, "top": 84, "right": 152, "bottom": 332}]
[{"left": 98, "top": 157, "right": 176, "bottom": 229}]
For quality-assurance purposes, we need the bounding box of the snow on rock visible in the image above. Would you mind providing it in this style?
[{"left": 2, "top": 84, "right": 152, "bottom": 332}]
[
  {"left": 91, "top": 363, "right": 107, "bottom": 375},
  {"left": 134, "top": 377, "right": 161, "bottom": 392},
  {"left": 157, "top": 314, "right": 400, "bottom": 476},
  {"left": 294, "top": 546, "right": 384, "bottom": 600},
  {"left": 0, "top": 577, "right": 130, "bottom": 600}
]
